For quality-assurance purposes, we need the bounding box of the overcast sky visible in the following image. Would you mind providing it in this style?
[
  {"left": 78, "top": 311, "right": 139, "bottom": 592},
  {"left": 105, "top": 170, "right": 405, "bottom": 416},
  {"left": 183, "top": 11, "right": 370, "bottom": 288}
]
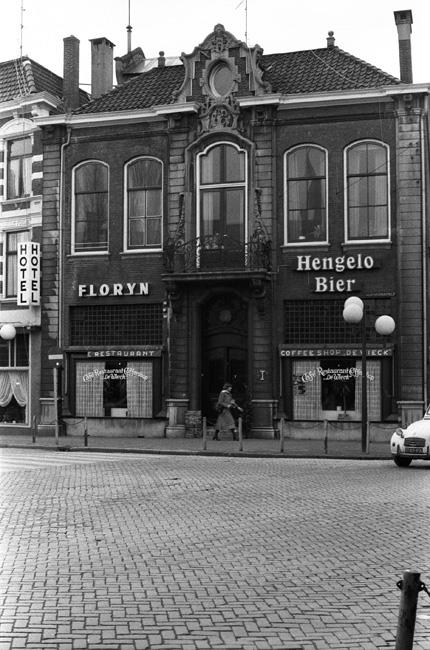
[{"left": 1, "top": 0, "right": 429, "bottom": 90}]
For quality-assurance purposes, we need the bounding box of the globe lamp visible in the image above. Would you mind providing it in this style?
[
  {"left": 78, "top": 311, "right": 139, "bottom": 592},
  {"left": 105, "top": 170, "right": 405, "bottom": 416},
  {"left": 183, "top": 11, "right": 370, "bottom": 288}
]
[
  {"left": 375, "top": 315, "right": 395, "bottom": 336},
  {"left": 0, "top": 324, "right": 16, "bottom": 340},
  {"left": 343, "top": 303, "right": 363, "bottom": 324}
]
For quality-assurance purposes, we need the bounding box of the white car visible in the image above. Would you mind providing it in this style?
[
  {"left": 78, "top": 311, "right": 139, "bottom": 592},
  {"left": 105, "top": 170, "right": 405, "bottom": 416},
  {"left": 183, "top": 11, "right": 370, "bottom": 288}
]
[{"left": 391, "top": 407, "right": 430, "bottom": 466}]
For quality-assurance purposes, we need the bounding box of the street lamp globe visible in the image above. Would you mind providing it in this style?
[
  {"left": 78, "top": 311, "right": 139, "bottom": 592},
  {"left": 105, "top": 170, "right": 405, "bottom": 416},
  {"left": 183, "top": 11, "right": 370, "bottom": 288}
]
[
  {"left": 375, "top": 315, "right": 395, "bottom": 336},
  {"left": 343, "top": 303, "right": 363, "bottom": 324},
  {"left": 0, "top": 324, "right": 16, "bottom": 340},
  {"left": 344, "top": 296, "right": 364, "bottom": 311}
]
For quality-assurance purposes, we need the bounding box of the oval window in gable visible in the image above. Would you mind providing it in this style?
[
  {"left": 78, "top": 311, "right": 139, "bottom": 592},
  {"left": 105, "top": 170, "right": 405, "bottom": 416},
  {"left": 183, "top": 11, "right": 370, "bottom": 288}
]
[{"left": 210, "top": 61, "right": 234, "bottom": 97}]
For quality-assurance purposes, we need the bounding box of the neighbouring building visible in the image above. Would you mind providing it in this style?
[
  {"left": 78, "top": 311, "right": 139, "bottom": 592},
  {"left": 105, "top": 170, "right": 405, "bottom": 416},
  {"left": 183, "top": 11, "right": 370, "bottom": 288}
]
[
  {"left": 0, "top": 49, "right": 88, "bottom": 433},
  {"left": 36, "top": 11, "right": 430, "bottom": 440}
]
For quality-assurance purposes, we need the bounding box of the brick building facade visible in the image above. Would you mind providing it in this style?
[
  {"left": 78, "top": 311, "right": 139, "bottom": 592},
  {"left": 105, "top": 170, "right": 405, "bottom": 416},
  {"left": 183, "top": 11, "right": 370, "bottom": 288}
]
[
  {"left": 37, "top": 15, "right": 430, "bottom": 440},
  {"left": 0, "top": 54, "right": 88, "bottom": 433}
]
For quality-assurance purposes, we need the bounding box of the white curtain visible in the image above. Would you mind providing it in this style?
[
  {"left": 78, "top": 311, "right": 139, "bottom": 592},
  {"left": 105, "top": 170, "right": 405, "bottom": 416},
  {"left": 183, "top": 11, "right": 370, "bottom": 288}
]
[
  {"left": 126, "top": 361, "right": 152, "bottom": 418},
  {"left": 0, "top": 371, "right": 28, "bottom": 408},
  {"left": 75, "top": 361, "right": 104, "bottom": 417}
]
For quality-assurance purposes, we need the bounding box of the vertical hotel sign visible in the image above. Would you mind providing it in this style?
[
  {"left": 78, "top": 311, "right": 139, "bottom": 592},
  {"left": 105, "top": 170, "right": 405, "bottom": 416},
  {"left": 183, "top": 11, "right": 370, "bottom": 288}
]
[{"left": 17, "top": 242, "right": 40, "bottom": 306}]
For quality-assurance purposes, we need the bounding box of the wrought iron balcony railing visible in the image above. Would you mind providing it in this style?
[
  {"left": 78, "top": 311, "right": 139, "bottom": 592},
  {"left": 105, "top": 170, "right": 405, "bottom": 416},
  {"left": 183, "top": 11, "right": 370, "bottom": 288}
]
[{"left": 163, "top": 233, "right": 272, "bottom": 274}]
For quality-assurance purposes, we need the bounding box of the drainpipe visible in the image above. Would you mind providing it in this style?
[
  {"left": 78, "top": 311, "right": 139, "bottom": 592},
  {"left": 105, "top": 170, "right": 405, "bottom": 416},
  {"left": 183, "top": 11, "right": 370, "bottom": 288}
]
[
  {"left": 421, "top": 100, "right": 428, "bottom": 405},
  {"left": 59, "top": 124, "right": 72, "bottom": 351}
]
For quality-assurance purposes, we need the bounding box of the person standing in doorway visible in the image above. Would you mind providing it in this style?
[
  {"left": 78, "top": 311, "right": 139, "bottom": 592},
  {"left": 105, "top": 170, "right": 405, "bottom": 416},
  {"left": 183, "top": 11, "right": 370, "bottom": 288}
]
[{"left": 213, "top": 383, "right": 243, "bottom": 441}]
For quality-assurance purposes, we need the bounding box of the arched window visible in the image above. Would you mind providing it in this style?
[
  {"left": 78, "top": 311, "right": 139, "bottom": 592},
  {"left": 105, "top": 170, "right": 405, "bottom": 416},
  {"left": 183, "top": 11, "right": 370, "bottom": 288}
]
[
  {"left": 125, "top": 157, "right": 163, "bottom": 250},
  {"left": 197, "top": 142, "right": 247, "bottom": 244},
  {"left": 345, "top": 141, "right": 390, "bottom": 241},
  {"left": 72, "top": 161, "right": 109, "bottom": 253},
  {"left": 284, "top": 145, "right": 328, "bottom": 245}
]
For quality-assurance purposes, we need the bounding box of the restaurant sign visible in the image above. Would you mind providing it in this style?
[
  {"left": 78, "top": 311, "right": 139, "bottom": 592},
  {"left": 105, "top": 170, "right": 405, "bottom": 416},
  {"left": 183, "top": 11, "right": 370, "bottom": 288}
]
[{"left": 279, "top": 345, "right": 393, "bottom": 358}]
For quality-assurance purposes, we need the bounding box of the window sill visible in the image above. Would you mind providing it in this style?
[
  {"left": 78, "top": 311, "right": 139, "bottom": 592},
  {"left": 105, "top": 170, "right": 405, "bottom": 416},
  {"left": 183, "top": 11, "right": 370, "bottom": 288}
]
[
  {"left": 341, "top": 241, "right": 392, "bottom": 250},
  {"left": 120, "top": 249, "right": 163, "bottom": 256},
  {"left": 1, "top": 195, "right": 40, "bottom": 205},
  {"left": 282, "top": 240, "right": 330, "bottom": 248},
  {"left": 67, "top": 252, "right": 110, "bottom": 258}
]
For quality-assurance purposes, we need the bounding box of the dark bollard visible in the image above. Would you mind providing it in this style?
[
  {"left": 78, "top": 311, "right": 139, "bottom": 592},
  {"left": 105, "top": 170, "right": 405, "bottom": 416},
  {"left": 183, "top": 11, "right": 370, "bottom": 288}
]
[
  {"left": 202, "top": 417, "right": 207, "bottom": 451},
  {"left": 279, "top": 417, "right": 285, "bottom": 454},
  {"left": 238, "top": 417, "right": 243, "bottom": 452},
  {"left": 324, "top": 419, "right": 328, "bottom": 454},
  {"left": 84, "top": 417, "right": 88, "bottom": 447},
  {"left": 32, "top": 415, "right": 37, "bottom": 443},
  {"left": 395, "top": 570, "right": 421, "bottom": 650}
]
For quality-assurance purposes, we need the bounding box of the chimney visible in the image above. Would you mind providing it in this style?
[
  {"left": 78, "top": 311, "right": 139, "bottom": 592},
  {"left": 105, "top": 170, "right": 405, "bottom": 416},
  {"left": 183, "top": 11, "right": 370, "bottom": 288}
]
[
  {"left": 326, "top": 31, "right": 335, "bottom": 49},
  {"left": 90, "top": 37, "right": 115, "bottom": 98},
  {"left": 158, "top": 51, "right": 166, "bottom": 68},
  {"left": 394, "top": 9, "right": 413, "bottom": 83},
  {"left": 63, "top": 35, "right": 80, "bottom": 111}
]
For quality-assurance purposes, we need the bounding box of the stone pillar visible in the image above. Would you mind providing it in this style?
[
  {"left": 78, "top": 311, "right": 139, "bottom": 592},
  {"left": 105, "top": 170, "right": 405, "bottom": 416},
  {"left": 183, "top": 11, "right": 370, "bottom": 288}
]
[
  {"left": 397, "top": 400, "right": 425, "bottom": 428},
  {"left": 250, "top": 399, "right": 278, "bottom": 438},
  {"left": 165, "top": 398, "right": 188, "bottom": 438}
]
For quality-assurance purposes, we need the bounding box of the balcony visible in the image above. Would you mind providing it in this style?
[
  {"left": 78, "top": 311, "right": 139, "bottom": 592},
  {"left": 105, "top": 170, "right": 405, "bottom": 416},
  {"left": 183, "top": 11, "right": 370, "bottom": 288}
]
[{"left": 162, "top": 233, "right": 272, "bottom": 281}]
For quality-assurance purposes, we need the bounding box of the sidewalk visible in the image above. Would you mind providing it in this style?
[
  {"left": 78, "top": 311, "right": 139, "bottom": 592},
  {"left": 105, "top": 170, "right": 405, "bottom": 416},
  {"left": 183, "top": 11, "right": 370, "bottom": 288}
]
[{"left": 0, "top": 431, "right": 391, "bottom": 459}]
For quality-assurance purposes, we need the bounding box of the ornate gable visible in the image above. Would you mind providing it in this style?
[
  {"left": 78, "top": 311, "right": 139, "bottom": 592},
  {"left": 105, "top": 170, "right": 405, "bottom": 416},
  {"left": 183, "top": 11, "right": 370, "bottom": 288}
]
[{"left": 173, "top": 24, "right": 271, "bottom": 134}]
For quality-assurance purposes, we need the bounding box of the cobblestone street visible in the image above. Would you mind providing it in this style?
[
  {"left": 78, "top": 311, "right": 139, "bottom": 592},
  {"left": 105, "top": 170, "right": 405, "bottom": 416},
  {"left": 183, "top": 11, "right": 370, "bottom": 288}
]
[{"left": 1, "top": 450, "right": 429, "bottom": 649}]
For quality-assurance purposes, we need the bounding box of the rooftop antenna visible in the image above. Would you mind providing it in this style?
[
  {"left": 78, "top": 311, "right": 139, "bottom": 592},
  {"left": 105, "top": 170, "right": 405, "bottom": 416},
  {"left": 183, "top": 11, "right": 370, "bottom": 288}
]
[
  {"left": 126, "top": 0, "right": 132, "bottom": 52},
  {"left": 20, "top": 0, "right": 25, "bottom": 58},
  {"left": 236, "top": 0, "right": 248, "bottom": 45}
]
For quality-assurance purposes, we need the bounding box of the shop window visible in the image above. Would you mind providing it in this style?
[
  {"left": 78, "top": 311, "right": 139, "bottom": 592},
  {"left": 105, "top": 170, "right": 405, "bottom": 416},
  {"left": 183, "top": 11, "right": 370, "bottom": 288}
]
[
  {"left": 292, "top": 358, "right": 381, "bottom": 421},
  {"left": 125, "top": 157, "right": 162, "bottom": 250},
  {"left": 345, "top": 140, "right": 390, "bottom": 241},
  {"left": 197, "top": 142, "right": 246, "bottom": 246},
  {"left": 7, "top": 137, "right": 32, "bottom": 199},
  {"left": 75, "top": 359, "right": 153, "bottom": 418},
  {"left": 72, "top": 161, "right": 109, "bottom": 253},
  {"left": 0, "top": 333, "right": 29, "bottom": 424},
  {"left": 284, "top": 145, "right": 328, "bottom": 244},
  {"left": 5, "top": 230, "right": 29, "bottom": 298}
]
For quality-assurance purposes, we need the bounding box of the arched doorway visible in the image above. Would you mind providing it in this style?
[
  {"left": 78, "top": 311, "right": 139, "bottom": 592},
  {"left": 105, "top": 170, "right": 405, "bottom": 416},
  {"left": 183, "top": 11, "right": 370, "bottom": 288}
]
[{"left": 201, "top": 293, "right": 248, "bottom": 422}]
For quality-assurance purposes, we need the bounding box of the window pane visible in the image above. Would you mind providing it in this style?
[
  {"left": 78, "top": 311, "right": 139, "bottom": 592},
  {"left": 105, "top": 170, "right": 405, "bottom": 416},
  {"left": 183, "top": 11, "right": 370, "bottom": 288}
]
[
  {"left": 103, "top": 360, "right": 127, "bottom": 416},
  {"left": 7, "top": 159, "right": 21, "bottom": 199},
  {"left": 75, "top": 194, "right": 108, "bottom": 250},
  {"left": 127, "top": 160, "right": 162, "bottom": 249},
  {"left": 129, "top": 218, "right": 145, "bottom": 247},
  {"left": 348, "top": 206, "right": 367, "bottom": 239},
  {"left": 225, "top": 147, "right": 245, "bottom": 182},
  {"left": 128, "top": 159, "right": 162, "bottom": 188},
  {"left": 370, "top": 207, "right": 388, "bottom": 238},
  {"left": 146, "top": 217, "right": 161, "bottom": 246},
  {"left": 348, "top": 177, "right": 367, "bottom": 207},
  {"left": 347, "top": 143, "right": 389, "bottom": 241},
  {"left": 225, "top": 189, "right": 244, "bottom": 241},
  {"left": 368, "top": 176, "right": 387, "bottom": 205},
  {"left": 9, "top": 139, "right": 31, "bottom": 157},
  {"left": 0, "top": 342, "right": 9, "bottom": 366},
  {"left": 129, "top": 191, "right": 145, "bottom": 217},
  {"left": 75, "top": 163, "right": 108, "bottom": 192},
  {"left": 15, "top": 334, "right": 29, "bottom": 366},
  {"left": 348, "top": 145, "right": 369, "bottom": 174},
  {"left": 146, "top": 189, "right": 161, "bottom": 216},
  {"left": 367, "top": 144, "right": 386, "bottom": 175},
  {"left": 201, "top": 147, "right": 222, "bottom": 184},
  {"left": 288, "top": 147, "right": 324, "bottom": 178},
  {"left": 201, "top": 191, "right": 221, "bottom": 237}
]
